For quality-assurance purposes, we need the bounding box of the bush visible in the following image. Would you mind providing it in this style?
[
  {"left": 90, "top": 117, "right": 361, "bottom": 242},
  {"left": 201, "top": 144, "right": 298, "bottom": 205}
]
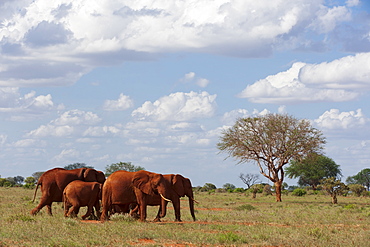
[
  {"left": 201, "top": 183, "right": 217, "bottom": 192},
  {"left": 233, "top": 188, "right": 245, "bottom": 193},
  {"left": 291, "top": 188, "right": 307, "bottom": 196},
  {"left": 348, "top": 184, "right": 366, "bottom": 197}
]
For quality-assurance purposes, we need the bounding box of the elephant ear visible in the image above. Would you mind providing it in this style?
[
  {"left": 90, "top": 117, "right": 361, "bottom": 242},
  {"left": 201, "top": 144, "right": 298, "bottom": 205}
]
[
  {"left": 78, "top": 168, "right": 87, "bottom": 180},
  {"left": 96, "top": 171, "right": 106, "bottom": 184},
  {"left": 132, "top": 171, "right": 153, "bottom": 195},
  {"left": 173, "top": 174, "right": 185, "bottom": 197},
  {"left": 84, "top": 168, "right": 98, "bottom": 182}
]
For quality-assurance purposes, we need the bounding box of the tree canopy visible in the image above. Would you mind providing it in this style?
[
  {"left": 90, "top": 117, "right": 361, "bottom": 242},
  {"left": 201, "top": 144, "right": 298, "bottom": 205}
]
[
  {"left": 104, "top": 162, "right": 145, "bottom": 177},
  {"left": 319, "top": 177, "right": 348, "bottom": 204},
  {"left": 346, "top": 168, "right": 370, "bottom": 191},
  {"left": 217, "top": 113, "right": 326, "bottom": 202},
  {"left": 285, "top": 153, "right": 342, "bottom": 190},
  {"left": 64, "top": 163, "right": 93, "bottom": 170}
]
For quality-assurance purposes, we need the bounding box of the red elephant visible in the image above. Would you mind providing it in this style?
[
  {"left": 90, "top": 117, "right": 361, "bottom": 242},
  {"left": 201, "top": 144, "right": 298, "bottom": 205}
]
[
  {"left": 31, "top": 167, "right": 105, "bottom": 216},
  {"left": 130, "top": 174, "right": 197, "bottom": 222},
  {"left": 101, "top": 170, "right": 175, "bottom": 222},
  {"left": 63, "top": 180, "right": 102, "bottom": 220}
]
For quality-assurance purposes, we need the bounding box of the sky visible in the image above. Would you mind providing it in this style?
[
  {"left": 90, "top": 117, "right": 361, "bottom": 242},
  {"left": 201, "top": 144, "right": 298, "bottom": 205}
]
[{"left": 0, "top": 0, "right": 370, "bottom": 188}]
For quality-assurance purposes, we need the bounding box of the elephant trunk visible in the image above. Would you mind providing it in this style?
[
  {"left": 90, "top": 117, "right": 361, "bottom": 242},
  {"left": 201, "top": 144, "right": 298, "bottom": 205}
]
[
  {"left": 160, "top": 196, "right": 168, "bottom": 218},
  {"left": 188, "top": 193, "right": 197, "bottom": 221}
]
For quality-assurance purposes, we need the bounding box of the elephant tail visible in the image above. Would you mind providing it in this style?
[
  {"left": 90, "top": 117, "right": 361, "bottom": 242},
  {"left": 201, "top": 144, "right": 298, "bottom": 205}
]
[
  {"left": 32, "top": 181, "right": 42, "bottom": 203},
  {"left": 62, "top": 190, "right": 68, "bottom": 213}
]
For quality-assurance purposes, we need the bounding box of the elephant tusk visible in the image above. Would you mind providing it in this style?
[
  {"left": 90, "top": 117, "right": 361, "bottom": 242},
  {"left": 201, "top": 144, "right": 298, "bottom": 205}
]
[{"left": 159, "top": 193, "right": 171, "bottom": 202}]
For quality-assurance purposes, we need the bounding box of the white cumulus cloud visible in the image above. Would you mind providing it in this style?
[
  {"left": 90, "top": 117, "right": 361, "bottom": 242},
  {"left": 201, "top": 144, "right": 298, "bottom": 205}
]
[
  {"left": 0, "top": 0, "right": 358, "bottom": 87},
  {"left": 314, "top": 108, "right": 368, "bottom": 129},
  {"left": 132, "top": 91, "right": 217, "bottom": 121},
  {"left": 52, "top": 109, "right": 101, "bottom": 126},
  {"left": 26, "top": 109, "right": 102, "bottom": 138},
  {"left": 0, "top": 87, "right": 63, "bottom": 120},
  {"left": 103, "top": 93, "right": 134, "bottom": 111},
  {"left": 239, "top": 53, "right": 370, "bottom": 104},
  {"left": 181, "top": 72, "right": 210, "bottom": 88}
]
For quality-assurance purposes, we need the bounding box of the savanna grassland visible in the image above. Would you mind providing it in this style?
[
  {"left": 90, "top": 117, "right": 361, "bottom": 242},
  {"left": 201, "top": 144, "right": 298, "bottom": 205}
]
[{"left": 1, "top": 187, "right": 370, "bottom": 246}]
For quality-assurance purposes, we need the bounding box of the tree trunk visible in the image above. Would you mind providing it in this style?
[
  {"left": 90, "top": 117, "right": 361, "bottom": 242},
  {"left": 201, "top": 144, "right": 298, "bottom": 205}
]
[
  {"left": 274, "top": 181, "right": 282, "bottom": 202},
  {"left": 331, "top": 194, "right": 338, "bottom": 204}
]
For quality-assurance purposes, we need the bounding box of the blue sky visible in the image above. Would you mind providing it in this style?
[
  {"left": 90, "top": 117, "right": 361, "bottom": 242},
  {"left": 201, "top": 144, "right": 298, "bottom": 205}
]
[{"left": 0, "top": 0, "right": 370, "bottom": 187}]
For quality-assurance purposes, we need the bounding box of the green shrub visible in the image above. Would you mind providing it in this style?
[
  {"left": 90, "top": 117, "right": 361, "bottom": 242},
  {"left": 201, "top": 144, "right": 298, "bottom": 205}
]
[
  {"left": 218, "top": 232, "right": 242, "bottom": 244},
  {"left": 233, "top": 188, "right": 245, "bottom": 193},
  {"left": 292, "top": 188, "right": 307, "bottom": 196},
  {"left": 343, "top": 204, "right": 357, "bottom": 210}
]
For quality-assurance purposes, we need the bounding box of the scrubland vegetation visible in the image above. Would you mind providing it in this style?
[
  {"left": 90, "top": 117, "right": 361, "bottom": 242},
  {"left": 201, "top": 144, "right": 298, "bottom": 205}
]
[{"left": 1, "top": 187, "right": 370, "bottom": 246}]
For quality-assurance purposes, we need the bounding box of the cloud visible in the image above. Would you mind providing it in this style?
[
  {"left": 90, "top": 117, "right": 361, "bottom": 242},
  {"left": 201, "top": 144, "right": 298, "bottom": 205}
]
[
  {"left": 103, "top": 93, "right": 134, "bottom": 111},
  {"left": 83, "top": 126, "right": 122, "bottom": 137},
  {"left": 0, "top": 1, "right": 361, "bottom": 87},
  {"left": 239, "top": 53, "right": 370, "bottom": 104},
  {"left": 26, "top": 109, "right": 101, "bottom": 137},
  {"left": 26, "top": 124, "right": 74, "bottom": 138},
  {"left": 25, "top": 21, "right": 72, "bottom": 47},
  {"left": 181, "top": 72, "right": 210, "bottom": 88},
  {"left": 0, "top": 87, "right": 63, "bottom": 120},
  {"left": 132, "top": 91, "right": 217, "bottom": 121},
  {"left": 52, "top": 148, "right": 80, "bottom": 163},
  {"left": 196, "top": 78, "right": 210, "bottom": 88},
  {"left": 52, "top": 109, "right": 101, "bottom": 126},
  {"left": 183, "top": 72, "right": 195, "bottom": 81},
  {"left": 221, "top": 109, "right": 250, "bottom": 125},
  {"left": 346, "top": 0, "right": 360, "bottom": 7},
  {"left": 314, "top": 108, "right": 368, "bottom": 129},
  {"left": 299, "top": 53, "right": 370, "bottom": 89},
  {"left": 310, "top": 6, "right": 351, "bottom": 33}
]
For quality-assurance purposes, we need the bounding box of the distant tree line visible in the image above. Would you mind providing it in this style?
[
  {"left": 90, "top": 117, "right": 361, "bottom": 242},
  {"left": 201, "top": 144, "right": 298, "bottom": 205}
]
[{"left": 0, "top": 162, "right": 144, "bottom": 189}]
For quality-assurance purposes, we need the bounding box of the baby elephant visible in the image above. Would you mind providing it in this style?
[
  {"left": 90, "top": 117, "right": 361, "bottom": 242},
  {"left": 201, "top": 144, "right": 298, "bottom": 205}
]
[{"left": 63, "top": 180, "right": 102, "bottom": 220}]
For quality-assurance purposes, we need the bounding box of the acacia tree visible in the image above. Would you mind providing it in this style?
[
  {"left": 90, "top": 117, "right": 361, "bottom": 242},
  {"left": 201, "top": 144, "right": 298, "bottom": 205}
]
[
  {"left": 239, "top": 173, "right": 261, "bottom": 189},
  {"left": 104, "top": 162, "right": 145, "bottom": 177},
  {"left": 285, "top": 153, "right": 342, "bottom": 190},
  {"left": 64, "top": 163, "right": 93, "bottom": 170},
  {"left": 319, "top": 177, "right": 348, "bottom": 204},
  {"left": 217, "top": 113, "right": 326, "bottom": 202}
]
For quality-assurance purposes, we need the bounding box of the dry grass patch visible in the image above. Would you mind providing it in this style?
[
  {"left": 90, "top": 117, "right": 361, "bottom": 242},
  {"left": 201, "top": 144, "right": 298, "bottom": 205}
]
[{"left": 1, "top": 188, "right": 370, "bottom": 246}]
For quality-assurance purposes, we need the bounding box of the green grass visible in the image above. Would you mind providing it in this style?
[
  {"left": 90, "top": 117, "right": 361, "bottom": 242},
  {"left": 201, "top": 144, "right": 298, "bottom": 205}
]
[{"left": 1, "top": 187, "right": 370, "bottom": 246}]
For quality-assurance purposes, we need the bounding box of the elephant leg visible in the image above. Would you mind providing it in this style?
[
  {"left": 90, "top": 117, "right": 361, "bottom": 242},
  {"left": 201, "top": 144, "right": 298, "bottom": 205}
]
[
  {"left": 46, "top": 204, "right": 53, "bottom": 216},
  {"left": 82, "top": 206, "right": 93, "bottom": 220},
  {"left": 31, "top": 198, "right": 52, "bottom": 216},
  {"left": 130, "top": 204, "right": 140, "bottom": 219},
  {"left": 64, "top": 204, "right": 70, "bottom": 217},
  {"left": 30, "top": 206, "right": 41, "bottom": 216},
  {"left": 138, "top": 204, "right": 147, "bottom": 222},
  {"left": 154, "top": 202, "right": 167, "bottom": 222},
  {"left": 101, "top": 206, "right": 110, "bottom": 221},
  {"left": 94, "top": 201, "right": 101, "bottom": 220},
  {"left": 158, "top": 201, "right": 169, "bottom": 219},
  {"left": 66, "top": 206, "right": 75, "bottom": 217},
  {"left": 173, "top": 200, "right": 181, "bottom": 222},
  {"left": 153, "top": 208, "right": 161, "bottom": 222}
]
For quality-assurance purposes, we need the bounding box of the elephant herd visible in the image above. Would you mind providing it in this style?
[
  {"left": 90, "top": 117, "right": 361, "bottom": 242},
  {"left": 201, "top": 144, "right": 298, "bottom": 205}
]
[{"left": 30, "top": 167, "right": 197, "bottom": 222}]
